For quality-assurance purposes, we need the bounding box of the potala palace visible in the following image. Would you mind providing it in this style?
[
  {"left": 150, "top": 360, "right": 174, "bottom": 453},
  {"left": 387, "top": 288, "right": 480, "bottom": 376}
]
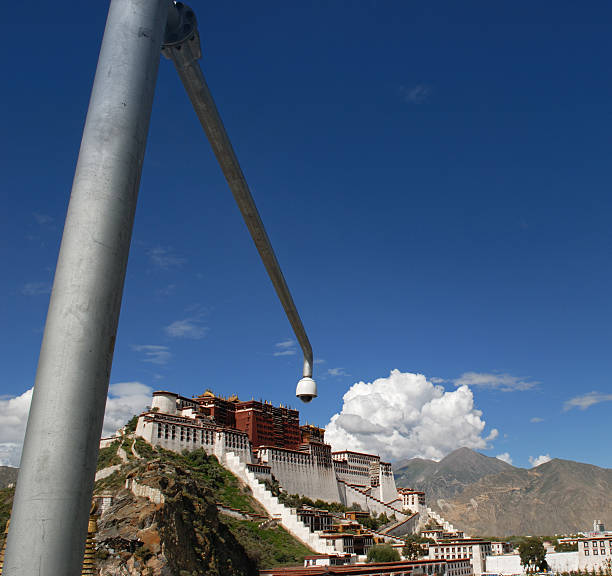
[{"left": 134, "top": 390, "right": 417, "bottom": 524}]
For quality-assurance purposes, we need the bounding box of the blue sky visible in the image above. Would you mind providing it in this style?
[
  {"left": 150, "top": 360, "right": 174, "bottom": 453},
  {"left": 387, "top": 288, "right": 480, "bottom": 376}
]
[{"left": 1, "top": 1, "right": 611, "bottom": 469}]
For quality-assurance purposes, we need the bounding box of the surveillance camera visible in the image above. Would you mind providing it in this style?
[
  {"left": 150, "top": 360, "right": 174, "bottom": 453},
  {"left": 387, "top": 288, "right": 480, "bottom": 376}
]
[{"left": 296, "top": 377, "right": 317, "bottom": 403}]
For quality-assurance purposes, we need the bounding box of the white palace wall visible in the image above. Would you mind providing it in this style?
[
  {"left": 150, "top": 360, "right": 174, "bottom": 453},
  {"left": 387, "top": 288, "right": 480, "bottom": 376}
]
[
  {"left": 378, "top": 462, "right": 399, "bottom": 503},
  {"left": 258, "top": 447, "right": 341, "bottom": 503},
  {"left": 136, "top": 413, "right": 252, "bottom": 464}
]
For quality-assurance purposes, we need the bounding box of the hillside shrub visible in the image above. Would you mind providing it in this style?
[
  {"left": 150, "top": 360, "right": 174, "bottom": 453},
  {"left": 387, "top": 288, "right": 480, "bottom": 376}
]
[
  {"left": 96, "top": 441, "right": 121, "bottom": 470},
  {"left": 367, "top": 544, "right": 400, "bottom": 563}
]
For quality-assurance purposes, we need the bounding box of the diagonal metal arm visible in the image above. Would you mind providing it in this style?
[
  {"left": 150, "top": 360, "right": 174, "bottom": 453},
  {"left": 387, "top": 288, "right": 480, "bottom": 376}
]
[{"left": 163, "top": 4, "right": 314, "bottom": 384}]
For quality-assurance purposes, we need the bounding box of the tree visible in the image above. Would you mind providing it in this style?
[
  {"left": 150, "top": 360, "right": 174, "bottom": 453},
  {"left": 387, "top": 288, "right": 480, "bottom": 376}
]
[
  {"left": 402, "top": 534, "right": 430, "bottom": 560},
  {"left": 518, "top": 537, "right": 547, "bottom": 573},
  {"left": 555, "top": 540, "right": 578, "bottom": 552},
  {"left": 379, "top": 512, "right": 390, "bottom": 526},
  {"left": 403, "top": 540, "right": 423, "bottom": 560},
  {"left": 367, "top": 544, "right": 400, "bottom": 563},
  {"left": 125, "top": 415, "right": 139, "bottom": 433}
]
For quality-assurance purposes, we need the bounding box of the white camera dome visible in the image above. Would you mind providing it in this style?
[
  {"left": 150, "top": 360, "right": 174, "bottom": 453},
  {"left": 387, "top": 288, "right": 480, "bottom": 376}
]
[{"left": 296, "top": 377, "right": 317, "bottom": 403}]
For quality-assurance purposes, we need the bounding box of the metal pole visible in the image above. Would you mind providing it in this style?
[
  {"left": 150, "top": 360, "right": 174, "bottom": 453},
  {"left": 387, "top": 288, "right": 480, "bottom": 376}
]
[
  {"left": 4, "top": 1, "right": 168, "bottom": 574},
  {"left": 163, "top": 4, "right": 316, "bottom": 387}
]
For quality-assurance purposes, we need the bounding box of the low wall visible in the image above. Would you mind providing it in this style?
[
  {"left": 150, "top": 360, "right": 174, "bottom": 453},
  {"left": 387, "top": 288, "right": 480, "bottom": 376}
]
[
  {"left": 126, "top": 478, "right": 164, "bottom": 505},
  {"left": 485, "top": 552, "right": 578, "bottom": 575}
]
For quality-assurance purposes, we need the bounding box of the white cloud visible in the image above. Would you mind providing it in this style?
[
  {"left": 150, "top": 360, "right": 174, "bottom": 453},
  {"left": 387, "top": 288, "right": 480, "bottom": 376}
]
[
  {"left": 454, "top": 372, "right": 538, "bottom": 392},
  {"left": 530, "top": 417, "right": 544, "bottom": 423},
  {"left": 165, "top": 318, "right": 207, "bottom": 339},
  {"left": 102, "top": 382, "right": 152, "bottom": 438},
  {"left": 33, "top": 212, "right": 53, "bottom": 225},
  {"left": 327, "top": 367, "right": 350, "bottom": 377},
  {"left": 148, "top": 246, "right": 186, "bottom": 269},
  {"left": 430, "top": 377, "right": 446, "bottom": 384},
  {"left": 496, "top": 452, "right": 513, "bottom": 465},
  {"left": 0, "top": 382, "right": 152, "bottom": 467},
  {"left": 132, "top": 344, "right": 171, "bottom": 365},
  {"left": 21, "top": 282, "right": 52, "bottom": 296},
  {"left": 325, "top": 370, "right": 496, "bottom": 462},
  {"left": 0, "top": 388, "right": 33, "bottom": 467},
  {"left": 0, "top": 444, "right": 22, "bottom": 469},
  {"left": 156, "top": 284, "right": 177, "bottom": 298},
  {"left": 529, "top": 454, "right": 552, "bottom": 467},
  {"left": 563, "top": 391, "right": 612, "bottom": 411},
  {"left": 314, "top": 358, "right": 326, "bottom": 365},
  {"left": 273, "top": 339, "right": 297, "bottom": 357},
  {"left": 401, "top": 84, "right": 431, "bottom": 104}
]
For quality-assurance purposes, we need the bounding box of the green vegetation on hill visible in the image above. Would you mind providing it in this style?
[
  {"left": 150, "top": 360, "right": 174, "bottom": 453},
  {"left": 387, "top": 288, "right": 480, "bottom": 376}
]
[
  {"left": 223, "top": 518, "right": 313, "bottom": 567},
  {"left": 0, "top": 486, "right": 15, "bottom": 534},
  {"left": 96, "top": 441, "right": 121, "bottom": 470},
  {"left": 133, "top": 437, "right": 156, "bottom": 460},
  {"left": 155, "top": 447, "right": 259, "bottom": 513}
]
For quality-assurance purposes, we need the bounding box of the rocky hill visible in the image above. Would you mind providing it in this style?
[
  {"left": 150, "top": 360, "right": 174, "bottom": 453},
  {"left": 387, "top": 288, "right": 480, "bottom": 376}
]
[
  {"left": 0, "top": 440, "right": 315, "bottom": 575},
  {"left": 394, "top": 448, "right": 612, "bottom": 536},
  {"left": 95, "top": 459, "right": 259, "bottom": 575},
  {"left": 93, "top": 440, "right": 316, "bottom": 575}
]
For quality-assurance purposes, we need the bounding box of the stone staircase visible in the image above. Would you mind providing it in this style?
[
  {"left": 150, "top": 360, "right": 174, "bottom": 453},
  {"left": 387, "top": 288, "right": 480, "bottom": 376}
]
[
  {"left": 425, "top": 506, "right": 456, "bottom": 532},
  {"left": 339, "top": 480, "right": 407, "bottom": 520},
  {"left": 222, "top": 452, "right": 338, "bottom": 555}
]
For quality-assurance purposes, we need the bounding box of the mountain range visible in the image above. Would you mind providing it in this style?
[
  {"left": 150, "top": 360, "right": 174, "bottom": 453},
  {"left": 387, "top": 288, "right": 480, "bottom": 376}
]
[{"left": 393, "top": 447, "right": 612, "bottom": 537}]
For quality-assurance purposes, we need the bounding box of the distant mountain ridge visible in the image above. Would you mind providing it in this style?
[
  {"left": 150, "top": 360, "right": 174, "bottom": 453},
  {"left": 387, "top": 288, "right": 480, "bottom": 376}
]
[
  {"left": 394, "top": 447, "right": 513, "bottom": 501},
  {"left": 394, "top": 448, "right": 612, "bottom": 536}
]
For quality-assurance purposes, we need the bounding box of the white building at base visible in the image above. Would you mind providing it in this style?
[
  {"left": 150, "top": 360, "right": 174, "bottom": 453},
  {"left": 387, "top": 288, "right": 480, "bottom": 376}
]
[
  {"left": 428, "top": 539, "right": 492, "bottom": 576},
  {"left": 578, "top": 535, "right": 612, "bottom": 572}
]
